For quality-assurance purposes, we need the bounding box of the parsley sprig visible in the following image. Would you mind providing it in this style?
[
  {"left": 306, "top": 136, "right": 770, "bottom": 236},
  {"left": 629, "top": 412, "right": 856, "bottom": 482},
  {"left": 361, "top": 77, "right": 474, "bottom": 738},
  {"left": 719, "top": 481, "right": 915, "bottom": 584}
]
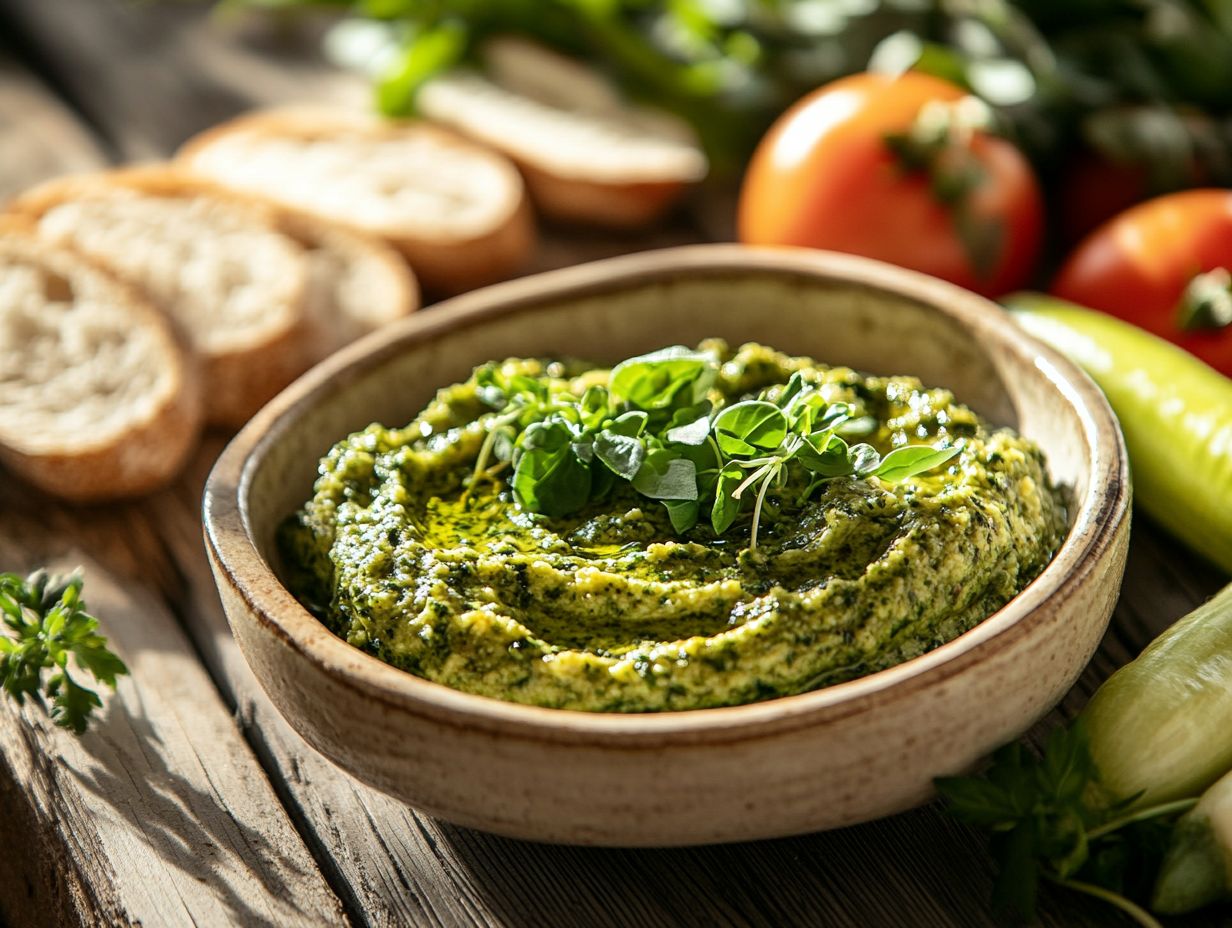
[
  {"left": 468, "top": 346, "right": 960, "bottom": 550},
  {"left": 0, "top": 570, "right": 128, "bottom": 733},
  {"left": 936, "top": 722, "right": 1196, "bottom": 928}
]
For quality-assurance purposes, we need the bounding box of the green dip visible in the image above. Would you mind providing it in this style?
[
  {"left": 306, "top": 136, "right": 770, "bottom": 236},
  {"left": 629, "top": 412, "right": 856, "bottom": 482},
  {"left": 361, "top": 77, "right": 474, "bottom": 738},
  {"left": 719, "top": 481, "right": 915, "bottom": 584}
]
[{"left": 280, "top": 341, "right": 1066, "bottom": 712}]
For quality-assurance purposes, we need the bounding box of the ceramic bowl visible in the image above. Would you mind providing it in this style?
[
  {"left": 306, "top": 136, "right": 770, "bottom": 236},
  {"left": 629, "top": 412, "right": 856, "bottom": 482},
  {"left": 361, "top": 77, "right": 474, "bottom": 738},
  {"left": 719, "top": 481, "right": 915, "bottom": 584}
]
[{"left": 204, "top": 245, "right": 1129, "bottom": 846}]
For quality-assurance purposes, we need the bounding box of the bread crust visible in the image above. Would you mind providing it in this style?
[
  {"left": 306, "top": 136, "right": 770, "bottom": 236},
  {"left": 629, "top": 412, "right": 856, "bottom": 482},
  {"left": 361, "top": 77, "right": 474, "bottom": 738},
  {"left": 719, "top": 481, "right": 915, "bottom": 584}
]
[
  {"left": 177, "top": 108, "right": 536, "bottom": 294},
  {"left": 415, "top": 42, "right": 707, "bottom": 228},
  {"left": 264, "top": 205, "right": 420, "bottom": 358},
  {"left": 514, "top": 161, "right": 690, "bottom": 229},
  {"left": 0, "top": 231, "right": 203, "bottom": 502},
  {"left": 8, "top": 166, "right": 312, "bottom": 427}
]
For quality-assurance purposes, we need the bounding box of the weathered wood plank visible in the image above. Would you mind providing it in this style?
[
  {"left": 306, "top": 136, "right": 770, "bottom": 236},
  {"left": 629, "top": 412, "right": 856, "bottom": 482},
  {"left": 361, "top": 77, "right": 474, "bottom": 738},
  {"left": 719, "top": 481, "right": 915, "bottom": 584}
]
[
  {"left": 0, "top": 534, "right": 350, "bottom": 928},
  {"left": 2, "top": 0, "right": 364, "bottom": 159},
  {"left": 3, "top": 3, "right": 1229, "bottom": 926},
  {"left": 0, "top": 60, "right": 107, "bottom": 202},
  {"left": 0, "top": 58, "right": 352, "bottom": 928}
]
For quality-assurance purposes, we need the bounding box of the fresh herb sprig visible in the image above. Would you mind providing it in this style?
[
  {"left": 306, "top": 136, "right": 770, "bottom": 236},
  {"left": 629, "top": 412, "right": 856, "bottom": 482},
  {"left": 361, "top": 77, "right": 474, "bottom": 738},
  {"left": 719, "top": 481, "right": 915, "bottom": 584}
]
[
  {"left": 936, "top": 723, "right": 1196, "bottom": 928},
  {"left": 0, "top": 570, "right": 128, "bottom": 733},
  {"left": 468, "top": 347, "right": 960, "bottom": 550}
]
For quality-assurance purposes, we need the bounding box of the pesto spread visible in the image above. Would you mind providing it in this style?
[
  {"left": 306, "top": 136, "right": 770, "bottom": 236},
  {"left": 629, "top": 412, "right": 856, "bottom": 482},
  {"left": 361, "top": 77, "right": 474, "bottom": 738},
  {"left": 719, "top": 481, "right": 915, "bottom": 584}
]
[{"left": 280, "top": 341, "right": 1066, "bottom": 712}]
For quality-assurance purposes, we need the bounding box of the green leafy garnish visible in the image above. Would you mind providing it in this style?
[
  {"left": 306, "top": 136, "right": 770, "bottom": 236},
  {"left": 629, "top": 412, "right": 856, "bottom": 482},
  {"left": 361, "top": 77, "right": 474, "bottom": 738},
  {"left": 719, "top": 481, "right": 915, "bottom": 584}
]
[
  {"left": 936, "top": 722, "right": 1195, "bottom": 928},
  {"left": 0, "top": 570, "right": 128, "bottom": 733},
  {"left": 608, "top": 346, "right": 716, "bottom": 410},
  {"left": 469, "top": 347, "right": 961, "bottom": 551}
]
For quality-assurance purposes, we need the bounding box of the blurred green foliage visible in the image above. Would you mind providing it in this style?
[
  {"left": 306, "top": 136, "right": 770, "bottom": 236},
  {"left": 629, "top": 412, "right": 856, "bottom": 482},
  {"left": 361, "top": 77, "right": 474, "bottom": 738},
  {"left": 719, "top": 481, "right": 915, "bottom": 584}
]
[{"left": 233, "top": 0, "right": 1232, "bottom": 180}]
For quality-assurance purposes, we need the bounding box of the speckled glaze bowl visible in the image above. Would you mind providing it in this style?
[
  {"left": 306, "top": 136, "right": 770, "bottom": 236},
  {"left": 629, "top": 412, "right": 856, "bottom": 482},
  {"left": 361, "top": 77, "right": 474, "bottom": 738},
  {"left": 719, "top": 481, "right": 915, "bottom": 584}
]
[{"left": 204, "top": 245, "right": 1129, "bottom": 846}]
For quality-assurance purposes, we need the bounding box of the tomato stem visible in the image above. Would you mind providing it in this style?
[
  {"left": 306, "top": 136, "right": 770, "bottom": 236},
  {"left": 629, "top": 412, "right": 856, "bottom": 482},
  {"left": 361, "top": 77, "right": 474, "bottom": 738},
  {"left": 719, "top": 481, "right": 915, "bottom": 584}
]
[
  {"left": 882, "top": 98, "right": 1003, "bottom": 281},
  {"left": 1177, "top": 268, "right": 1232, "bottom": 332}
]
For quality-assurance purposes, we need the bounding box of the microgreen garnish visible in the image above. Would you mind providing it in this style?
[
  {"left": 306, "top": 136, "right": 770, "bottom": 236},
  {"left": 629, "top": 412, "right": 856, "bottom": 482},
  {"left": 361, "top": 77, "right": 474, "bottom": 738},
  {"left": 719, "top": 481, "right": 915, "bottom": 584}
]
[
  {"left": 0, "top": 570, "right": 128, "bottom": 733},
  {"left": 469, "top": 347, "right": 961, "bottom": 551},
  {"left": 936, "top": 722, "right": 1193, "bottom": 928}
]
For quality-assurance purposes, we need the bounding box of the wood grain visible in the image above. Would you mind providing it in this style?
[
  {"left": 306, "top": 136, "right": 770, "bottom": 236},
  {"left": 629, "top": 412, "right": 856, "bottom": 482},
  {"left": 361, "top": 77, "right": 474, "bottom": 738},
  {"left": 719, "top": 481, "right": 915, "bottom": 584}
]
[
  {"left": 1, "top": 1, "right": 1229, "bottom": 925},
  {"left": 0, "top": 52, "right": 351, "bottom": 928},
  {"left": 0, "top": 534, "right": 349, "bottom": 928},
  {"left": 3, "top": 0, "right": 364, "bottom": 159}
]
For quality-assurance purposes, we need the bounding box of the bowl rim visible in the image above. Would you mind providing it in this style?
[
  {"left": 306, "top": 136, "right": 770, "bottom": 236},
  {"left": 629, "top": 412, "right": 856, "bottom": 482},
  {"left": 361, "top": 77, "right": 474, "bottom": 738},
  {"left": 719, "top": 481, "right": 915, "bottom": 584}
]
[{"left": 203, "top": 244, "right": 1129, "bottom": 746}]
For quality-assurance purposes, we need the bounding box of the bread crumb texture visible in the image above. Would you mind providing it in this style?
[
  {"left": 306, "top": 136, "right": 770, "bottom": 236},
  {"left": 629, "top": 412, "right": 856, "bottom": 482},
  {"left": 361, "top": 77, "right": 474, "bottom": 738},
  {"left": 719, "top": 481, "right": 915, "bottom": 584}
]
[
  {"left": 0, "top": 244, "right": 178, "bottom": 453},
  {"left": 36, "top": 190, "right": 303, "bottom": 354},
  {"left": 186, "top": 126, "right": 523, "bottom": 241}
]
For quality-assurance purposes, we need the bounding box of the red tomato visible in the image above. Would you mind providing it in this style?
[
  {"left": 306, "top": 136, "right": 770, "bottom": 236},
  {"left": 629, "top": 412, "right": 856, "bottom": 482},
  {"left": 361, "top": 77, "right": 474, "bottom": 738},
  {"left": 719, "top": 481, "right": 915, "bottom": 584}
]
[
  {"left": 738, "top": 71, "right": 1043, "bottom": 298},
  {"left": 1052, "top": 189, "right": 1232, "bottom": 377}
]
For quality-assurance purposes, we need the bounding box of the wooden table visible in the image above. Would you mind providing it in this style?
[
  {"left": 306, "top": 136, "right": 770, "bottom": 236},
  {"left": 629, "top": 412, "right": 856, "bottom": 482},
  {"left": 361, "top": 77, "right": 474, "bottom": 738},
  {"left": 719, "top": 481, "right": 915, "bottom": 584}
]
[{"left": 0, "top": 3, "right": 1227, "bottom": 925}]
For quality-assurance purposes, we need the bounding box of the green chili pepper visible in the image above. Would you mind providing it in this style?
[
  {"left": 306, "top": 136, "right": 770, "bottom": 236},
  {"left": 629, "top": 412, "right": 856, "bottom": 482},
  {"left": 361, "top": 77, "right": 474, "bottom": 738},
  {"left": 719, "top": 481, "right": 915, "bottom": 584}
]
[
  {"left": 1005, "top": 292, "right": 1232, "bottom": 575},
  {"left": 1080, "top": 583, "right": 1232, "bottom": 809},
  {"left": 1153, "top": 760, "right": 1232, "bottom": 914}
]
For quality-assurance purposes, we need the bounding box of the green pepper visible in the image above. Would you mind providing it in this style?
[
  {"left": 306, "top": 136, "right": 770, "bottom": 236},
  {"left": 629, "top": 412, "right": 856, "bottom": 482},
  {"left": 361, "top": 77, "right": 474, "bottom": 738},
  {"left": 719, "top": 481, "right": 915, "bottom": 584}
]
[
  {"left": 1081, "top": 583, "right": 1232, "bottom": 809},
  {"left": 1153, "top": 761, "right": 1232, "bottom": 914},
  {"left": 1004, "top": 293, "right": 1232, "bottom": 575}
]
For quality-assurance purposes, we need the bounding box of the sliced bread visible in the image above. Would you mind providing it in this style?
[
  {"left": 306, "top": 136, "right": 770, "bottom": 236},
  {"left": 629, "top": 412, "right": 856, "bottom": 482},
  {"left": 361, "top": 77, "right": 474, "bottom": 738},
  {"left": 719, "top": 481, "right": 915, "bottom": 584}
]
[
  {"left": 0, "top": 226, "right": 201, "bottom": 501},
  {"left": 177, "top": 108, "right": 534, "bottom": 294},
  {"left": 9, "top": 168, "right": 310, "bottom": 427},
  {"left": 270, "top": 207, "right": 419, "bottom": 359},
  {"left": 417, "top": 37, "right": 708, "bottom": 228}
]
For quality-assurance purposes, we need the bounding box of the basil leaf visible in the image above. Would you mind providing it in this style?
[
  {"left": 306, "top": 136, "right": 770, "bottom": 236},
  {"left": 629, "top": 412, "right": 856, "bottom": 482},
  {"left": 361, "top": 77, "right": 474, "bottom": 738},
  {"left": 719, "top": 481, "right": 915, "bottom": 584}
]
[
  {"left": 512, "top": 442, "right": 592, "bottom": 517},
  {"left": 850, "top": 443, "right": 882, "bottom": 476},
  {"left": 608, "top": 410, "right": 648, "bottom": 438},
  {"left": 513, "top": 420, "right": 593, "bottom": 516},
  {"left": 664, "top": 401, "right": 712, "bottom": 446},
  {"left": 573, "top": 438, "right": 595, "bottom": 463},
  {"left": 816, "top": 402, "right": 852, "bottom": 429},
  {"left": 591, "top": 462, "right": 615, "bottom": 502},
  {"left": 710, "top": 464, "right": 743, "bottom": 534},
  {"left": 520, "top": 419, "right": 569, "bottom": 453},
  {"left": 631, "top": 450, "right": 698, "bottom": 500},
  {"left": 794, "top": 403, "right": 815, "bottom": 436},
  {"left": 713, "top": 400, "right": 789, "bottom": 456},
  {"left": 608, "top": 346, "right": 716, "bottom": 411},
  {"left": 872, "top": 444, "right": 961, "bottom": 482},
  {"left": 775, "top": 371, "right": 806, "bottom": 408},
  {"left": 662, "top": 499, "right": 700, "bottom": 534},
  {"left": 579, "top": 385, "right": 610, "bottom": 429},
  {"left": 796, "top": 434, "right": 854, "bottom": 477},
  {"left": 593, "top": 430, "right": 646, "bottom": 480}
]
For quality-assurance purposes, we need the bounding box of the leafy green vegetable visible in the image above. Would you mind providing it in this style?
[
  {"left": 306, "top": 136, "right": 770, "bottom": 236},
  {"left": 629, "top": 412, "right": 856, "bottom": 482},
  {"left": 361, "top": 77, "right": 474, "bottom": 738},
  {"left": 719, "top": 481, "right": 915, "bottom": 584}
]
[
  {"left": 608, "top": 346, "right": 715, "bottom": 411},
  {"left": 0, "top": 570, "right": 128, "bottom": 734},
  {"left": 630, "top": 449, "right": 698, "bottom": 500},
  {"left": 593, "top": 429, "right": 645, "bottom": 480},
  {"left": 511, "top": 419, "right": 593, "bottom": 516},
  {"left": 712, "top": 400, "right": 789, "bottom": 455},
  {"left": 937, "top": 722, "right": 1197, "bottom": 928},
  {"left": 872, "top": 444, "right": 966, "bottom": 481},
  {"left": 467, "top": 346, "right": 960, "bottom": 550},
  {"left": 235, "top": 0, "right": 1232, "bottom": 183}
]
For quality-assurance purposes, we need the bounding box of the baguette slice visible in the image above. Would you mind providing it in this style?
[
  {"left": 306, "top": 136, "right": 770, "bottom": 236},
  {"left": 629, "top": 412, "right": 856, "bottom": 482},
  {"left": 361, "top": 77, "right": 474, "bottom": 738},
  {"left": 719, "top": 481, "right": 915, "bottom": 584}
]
[
  {"left": 10, "top": 167, "right": 310, "bottom": 428},
  {"left": 0, "top": 227, "right": 201, "bottom": 502},
  {"left": 178, "top": 108, "right": 534, "bottom": 294},
  {"left": 417, "top": 37, "right": 708, "bottom": 228},
  {"left": 268, "top": 207, "right": 419, "bottom": 359}
]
